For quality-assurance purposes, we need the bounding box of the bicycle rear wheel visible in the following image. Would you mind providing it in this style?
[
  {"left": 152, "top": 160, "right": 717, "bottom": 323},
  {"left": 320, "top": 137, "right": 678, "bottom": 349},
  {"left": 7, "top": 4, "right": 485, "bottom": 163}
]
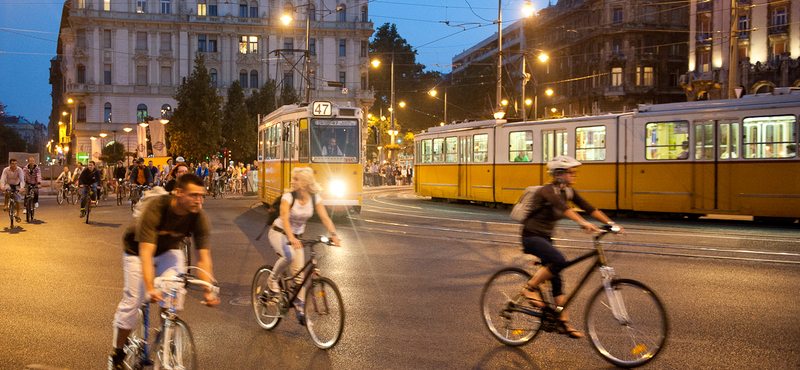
[
  {"left": 85, "top": 202, "right": 91, "bottom": 224},
  {"left": 251, "top": 265, "right": 283, "bottom": 330},
  {"left": 480, "top": 267, "right": 542, "bottom": 346},
  {"left": 117, "top": 187, "right": 123, "bottom": 206},
  {"left": 154, "top": 318, "right": 197, "bottom": 370},
  {"left": 304, "top": 277, "right": 344, "bottom": 349},
  {"left": 585, "top": 279, "right": 668, "bottom": 368},
  {"left": 69, "top": 189, "right": 76, "bottom": 204},
  {"left": 57, "top": 189, "right": 65, "bottom": 205}
]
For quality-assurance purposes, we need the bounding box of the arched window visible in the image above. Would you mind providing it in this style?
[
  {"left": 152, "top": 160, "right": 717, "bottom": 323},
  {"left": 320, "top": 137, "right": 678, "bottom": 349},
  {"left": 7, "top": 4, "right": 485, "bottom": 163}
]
[
  {"left": 104, "top": 102, "right": 112, "bottom": 123},
  {"left": 338, "top": 4, "right": 346, "bottom": 22},
  {"left": 161, "top": 104, "right": 172, "bottom": 119},
  {"left": 77, "top": 64, "right": 86, "bottom": 84},
  {"left": 239, "top": 0, "right": 247, "bottom": 17},
  {"left": 308, "top": 3, "right": 315, "bottom": 21},
  {"left": 249, "top": 0, "right": 258, "bottom": 17},
  {"left": 250, "top": 70, "right": 259, "bottom": 89},
  {"left": 240, "top": 70, "right": 248, "bottom": 88},
  {"left": 360, "top": 5, "right": 367, "bottom": 22},
  {"left": 210, "top": 69, "right": 218, "bottom": 87},
  {"left": 136, "top": 104, "right": 148, "bottom": 123},
  {"left": 284, "top": 2, "right": 294, "bottom": 20},
  {"left": 77, "top": 102, "right": 87, "bottom": 122}
]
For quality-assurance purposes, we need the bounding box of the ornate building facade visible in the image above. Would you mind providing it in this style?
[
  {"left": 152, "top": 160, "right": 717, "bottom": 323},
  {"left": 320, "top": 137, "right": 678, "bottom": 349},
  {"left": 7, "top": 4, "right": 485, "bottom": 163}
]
[
  {"left": 682, "top": 0, "right": 800, "bottom": 100},
  {"left": 50, "top": 0, "right": 375, "bottom": 163}
]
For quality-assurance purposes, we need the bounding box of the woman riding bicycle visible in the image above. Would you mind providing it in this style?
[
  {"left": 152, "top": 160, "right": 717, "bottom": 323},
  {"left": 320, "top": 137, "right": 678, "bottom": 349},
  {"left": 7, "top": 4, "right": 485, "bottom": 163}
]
[
  {"left": 521, "top": 156, "right": 626, "bottom": 339},
  {"left": 266, "top": 167, "right": 340, "bottom": 325}
]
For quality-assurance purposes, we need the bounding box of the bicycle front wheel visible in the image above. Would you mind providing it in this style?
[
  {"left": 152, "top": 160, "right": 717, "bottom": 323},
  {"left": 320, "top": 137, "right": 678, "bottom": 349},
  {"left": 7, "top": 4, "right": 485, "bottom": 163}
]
[
  {"left": 304, "top": 277, "right": 344, "bottom": 349},
  {"left": 480, "top": 267, "right": 541, "bottom": 346},
  {"left": 124, "top": 305, "right": 158, "bottom": 370},
  {"left": 585, "top": 279, "right": 668, "bottom": 368},
  {"left": 57, "top": 189, "right": 64, "bottom": 205},
  {"left": 69, "top": 189, "right": 76, "bottom": 205},
  {"left": 251, "top": 265, "right": 283, "bottom": 330},
  {"left": 155, "top": 318, "right": 197, "bottom": 370}
]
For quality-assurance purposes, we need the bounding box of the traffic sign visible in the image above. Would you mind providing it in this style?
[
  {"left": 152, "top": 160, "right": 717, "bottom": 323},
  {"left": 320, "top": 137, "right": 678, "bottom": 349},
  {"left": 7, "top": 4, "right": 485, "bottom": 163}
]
[
  {"left": 341, "top": 88, "right": 348, "bottom": 94},
  {"left": 735, "top": 87, "right": 743, "bottom": 98}
]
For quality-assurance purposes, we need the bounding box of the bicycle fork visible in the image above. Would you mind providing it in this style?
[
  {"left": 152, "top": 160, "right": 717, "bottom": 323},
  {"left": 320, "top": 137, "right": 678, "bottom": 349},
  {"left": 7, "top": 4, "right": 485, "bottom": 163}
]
[{"left": 599, "top": 266, "right": 630, "bottom": 324}]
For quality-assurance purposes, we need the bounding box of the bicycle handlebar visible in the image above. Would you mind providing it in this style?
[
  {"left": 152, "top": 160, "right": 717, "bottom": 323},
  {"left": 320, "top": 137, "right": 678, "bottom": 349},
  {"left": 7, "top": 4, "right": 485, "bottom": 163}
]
[
  {"left": 300, "top": 236, "right": 336, "bottom": 248},
  {"left": 594, "top": 224, "right": 622, "bottom": 240}
]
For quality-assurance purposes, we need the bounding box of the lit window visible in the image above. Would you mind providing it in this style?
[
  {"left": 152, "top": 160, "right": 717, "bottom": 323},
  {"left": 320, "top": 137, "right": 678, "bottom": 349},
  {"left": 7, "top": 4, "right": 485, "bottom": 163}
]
[
  {"left": 103, "top": 0, "right": 110, "bottom": 11},
  {"left": 161, "top": 104, "right": 172, "bottom": 119},
  {"left": 136, "top": 104, "right": 148, "bottom": 123},
  {"left": 575, "top": 126, "right": 606, "bottom": 161},
  {"left": 611, "top": 67, "right": 623, "bottom": 86},
  {"left": 473, "top": 134, "right": 489, "bottom": 163},
  {"left": 645, "top": 121, "right": 689, "bottom": 160},
  {"left": 743, "top": 116, "right": 796, "bottom": 158},
  {"left": 137, "top": 0, "right": 147, "bottom": 13},
  {"left": 432, "top": 138, "right": 444, "bottom": 163},
  {"left": 445, "top": 137, "right": 457, "bottom": 163},
  {"left": 240, "top": 36, "right": 258, "bottom": 54},
  {"left": 198, "top": 0, "right": 207, "bottom": 15},
  {"left": 509, "top": 131, "right": 533, "bottom": 162}
]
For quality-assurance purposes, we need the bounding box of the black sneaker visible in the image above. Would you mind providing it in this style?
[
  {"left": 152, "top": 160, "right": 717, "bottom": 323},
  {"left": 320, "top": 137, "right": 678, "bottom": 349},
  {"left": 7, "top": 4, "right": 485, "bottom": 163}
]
[
  {"left": 108, "top": 349, "right": 124, "bottom": 370},
  {"left": 80, "top": 209, "right": 85, "bottom": 218}
]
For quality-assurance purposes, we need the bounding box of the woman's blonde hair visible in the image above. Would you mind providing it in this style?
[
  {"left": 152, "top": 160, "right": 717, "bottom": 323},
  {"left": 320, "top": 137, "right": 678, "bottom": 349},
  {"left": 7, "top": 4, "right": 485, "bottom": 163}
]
[{"left": 293, "top": 167, "right": 323, "bottom": 194}]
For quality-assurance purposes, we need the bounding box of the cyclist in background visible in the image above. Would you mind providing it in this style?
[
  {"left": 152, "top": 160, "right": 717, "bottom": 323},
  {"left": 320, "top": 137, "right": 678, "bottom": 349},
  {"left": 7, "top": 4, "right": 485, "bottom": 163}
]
[
  {"left": 71, "top": 162, "right": 84, "bottom": 186},
  {"left": 520, "top": 156, "right": 626, "bottom": 339},
  {"left": 23, "top": 156, "right": 42, "bottom": 211},
  {"left": 2, "top": 158, "right": 25, "bottom": 223},
  {"left": 109, "top": 174, "right": 219, "bottom": 370},
  {"left": 114, "top": 161, "right": 126, "bottom": 192},
  {"left": 56, "top": 166, "right": 72, "bottom": 194},
  {"left": 78, "top": 161, "right": 102, "bottom": 218},
  {"left": 129, "top": 158, "right": 154, "bottom": 188},
  {"left": 163, "top": 162, "right": 190, "bottom": 192}
]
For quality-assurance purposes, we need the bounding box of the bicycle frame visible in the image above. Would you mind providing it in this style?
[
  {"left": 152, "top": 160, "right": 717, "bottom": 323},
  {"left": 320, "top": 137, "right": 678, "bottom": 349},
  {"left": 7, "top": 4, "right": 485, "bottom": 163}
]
[{"left": 279, "top": 245, "right": 321, "bottom": 305}]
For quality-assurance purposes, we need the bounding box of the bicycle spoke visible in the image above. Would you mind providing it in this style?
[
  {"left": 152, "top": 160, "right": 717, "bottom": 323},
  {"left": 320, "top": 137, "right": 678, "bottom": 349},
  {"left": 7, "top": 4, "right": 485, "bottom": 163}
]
[{"left": 480, "top": 268, "right": 541, "bottom": 346}]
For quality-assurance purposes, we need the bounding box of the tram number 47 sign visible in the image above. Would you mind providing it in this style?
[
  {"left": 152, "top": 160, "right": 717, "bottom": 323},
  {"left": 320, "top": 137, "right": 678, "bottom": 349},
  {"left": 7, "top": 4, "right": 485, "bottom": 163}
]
[{"left": 313, "top": 101, "right": 332, "bottom": 116}]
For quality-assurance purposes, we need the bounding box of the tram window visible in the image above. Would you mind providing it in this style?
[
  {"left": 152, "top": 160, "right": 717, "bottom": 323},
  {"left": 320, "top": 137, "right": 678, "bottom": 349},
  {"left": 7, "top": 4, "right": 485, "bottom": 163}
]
[
  {"left": 284, "top": 123, "right": 295, "bottom": 159},
  {"left": 695, "top": 123, "right": 714, "bottom": 160},
  {"left": 509, "top": 131, "right": 532, "bottom": 162},
  {"left": 421, "top": 139, "right": 432, "bottom": 163},
  {"left": 743, "top": 116, "right": 796, "bottom": 158},
  {"left": 299, "top": 124, "right": 309, "bottom": 163},
  {"left": 310, "top": 118, "right": 360, "bottom": 162},
  {"left": 719, "top": 123, "right": 739, "bottom": 159},
  {"left": 645, "top": 121, "right": 689, "bottom": 160},
  {"left": 575, "top": 126, "right": 606, "bottom": 161},
  {"left": 445, "top": 137, "right": 458, "bottom": 163},
  {"left": 473, "top": 134, "right": 489, "bottom": 163},
  {"left": 542, "top": 130, "right": 568, "bottom": 161},
  {"left": 432, "top": 138, "right": 444, "bottom": 163}
]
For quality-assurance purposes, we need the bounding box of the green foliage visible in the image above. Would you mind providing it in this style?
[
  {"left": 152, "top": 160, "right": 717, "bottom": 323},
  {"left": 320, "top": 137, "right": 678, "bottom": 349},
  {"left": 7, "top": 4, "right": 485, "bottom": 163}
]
[
  {"left": 101, "top": 141, "right": 126, "bottom": 164},
  {"left": 0, "top": 104, "right": 28, "bottom": 164},
  {"left": 279, "top": 84, "right": 301, "bottom": 106},
  {"left": 246, "top": 78, "right": 277, "bottom": 122},
  {"left": 167, "top": 55, "right": 222, "bottom": 160},
  {"left": 221, "top": 81, "right": 256, "bottom": 163}
]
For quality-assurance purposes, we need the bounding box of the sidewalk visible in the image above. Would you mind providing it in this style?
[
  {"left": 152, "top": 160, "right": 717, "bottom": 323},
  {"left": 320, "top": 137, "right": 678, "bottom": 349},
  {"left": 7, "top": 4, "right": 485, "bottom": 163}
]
[{"left": 362, "top": 184, "right": 412, "bottom": 192}]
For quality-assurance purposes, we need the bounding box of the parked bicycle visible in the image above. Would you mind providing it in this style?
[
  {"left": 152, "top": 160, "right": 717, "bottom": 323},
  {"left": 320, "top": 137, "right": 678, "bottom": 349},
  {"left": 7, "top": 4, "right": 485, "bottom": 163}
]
[
  {"left": 23, "top": 184, "right": 36, "bottom": 223},
  {"left": 480, "top": 224, "right": 668, "bottom": 368},
  {"left": 251, "top": 236, "right": 344, "bottom": 349},
  {"left": 123, "top": 267, "right": 220, "bottom": 370}
]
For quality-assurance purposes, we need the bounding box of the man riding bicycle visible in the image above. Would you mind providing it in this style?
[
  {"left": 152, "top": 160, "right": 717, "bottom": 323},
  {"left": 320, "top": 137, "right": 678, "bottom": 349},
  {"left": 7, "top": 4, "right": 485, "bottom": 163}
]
[
  {"left": 129, "top": 158, "right": 154, "bottom": 188},
  {"left": 78, "top": 161, "right": 102, "bottom": 218},
  {"left": 520, "top": 156, "right": 626, "bottom": 339},
  {"left": 23, "top": 156, "right": 42, "bottom": 212},
  {"left": 2, "top": 158, "right": 25, "bottom": 223},
  {"left": 109, "top": 174, "right": 219, "bottom": 369}
]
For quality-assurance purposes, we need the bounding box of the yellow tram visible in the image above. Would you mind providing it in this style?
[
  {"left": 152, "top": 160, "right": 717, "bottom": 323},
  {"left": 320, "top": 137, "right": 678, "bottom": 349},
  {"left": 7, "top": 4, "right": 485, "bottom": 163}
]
[
  {"left": 256, "top": 101, "right": 363, "bottom": 214},
  {"left": 414, "top": 90, "right": 800, "bottom": 221}
]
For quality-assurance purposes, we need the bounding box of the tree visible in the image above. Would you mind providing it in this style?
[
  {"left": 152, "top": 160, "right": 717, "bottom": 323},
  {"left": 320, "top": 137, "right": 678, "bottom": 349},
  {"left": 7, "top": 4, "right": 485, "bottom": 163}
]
[
  {"left": 167, "top": 55, "right": 222, "bottom": 162},
  {"left": 221, "top": 81, "right": 256, "bottom": 163},
  {"left": 279, "top": 84, "right": 301, "bottom": 106},
  {"left": 0, "top": 103, "right": 27, "bottom": 164},
  {"left": 246, "top": 78, "right": 277, "bottom": 123},
  {"left": 101, "top": 142, "right": 125, "bottom": 164}
]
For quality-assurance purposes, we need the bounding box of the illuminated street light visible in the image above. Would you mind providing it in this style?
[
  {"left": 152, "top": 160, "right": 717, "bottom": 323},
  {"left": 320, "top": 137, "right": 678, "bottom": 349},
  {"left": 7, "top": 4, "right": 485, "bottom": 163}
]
[
  {"left": 58, "top": 121, "right": 63, "bottom": 125},
  {"left": 501, "top": 99, "right": 508, "bottom": 106},
  {"left": 551, "top": 108, "right": 557, "bottom": 113},
  {"left": 160, "top": 119, "right": 169, "bottom": 124},
  {"left": 428, "top": 90, "right": 437, "bottom": 97},
  {"left": 440, "top": 122, "right": 445, "bottom": 126},
  {"left": 67, "top": 98, "right": 74, "bottom": 104},
  {"left": 493, "top": 111, "right": 506, "bottom": 120},
  {"left": 139, "top": 122, "right": 149, "bottom": 127},
  {"left": 100, "top": 133, "right": 107, "bottom": 138},
  {"left": 538, "top": 53, "right": 549, "bottom": 63},
  {"left": 62, "top": 111, "right": 68, "bottom": 116},
  {"left": 123, "top": 127, "right": 132, "bottom": 133},
  {"left": 371, "top": 60, "right": 380, "bottom": 68},
  {"left": 368, "top": 113, "right": 373, "bottom": 119},
  {"left": 525, "top": 98, "right": 533, "bottom": 105},
  {"left": 280, "top": 14, "right": 292, "bottom": 25},
  {"left": 90, "top": 136, "right": 97, "bottom": 140},
  {"left": 522, "top": 2, "right": 535, "bottom": 17},
  {"left": 545, "top": 89, "right": 554, "bottom": 96},
  {"left": 399, "top": 102, "right": 406, "bottom": 108}
]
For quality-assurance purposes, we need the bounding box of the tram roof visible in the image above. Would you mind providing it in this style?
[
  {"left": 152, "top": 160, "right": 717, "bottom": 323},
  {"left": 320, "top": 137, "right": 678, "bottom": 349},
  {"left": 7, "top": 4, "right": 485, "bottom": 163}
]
[{"left": 637, "top": 88, "right": 800, "bottom": 114}]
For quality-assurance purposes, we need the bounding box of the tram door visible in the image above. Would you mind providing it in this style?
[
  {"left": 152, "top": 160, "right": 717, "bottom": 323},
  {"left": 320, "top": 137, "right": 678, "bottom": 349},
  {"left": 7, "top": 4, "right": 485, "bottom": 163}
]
[
  {"left": 692, "top": 121, "right": 715, "bottom": 210},
  {"left": 281, "top": 121, "right": 296, "bottom": 191},
  {"left": 458, "top": 135, "right": 472, "bottom": 198},
  {"left": 541, "top": 129, "right": 568, "bottom": 182}
]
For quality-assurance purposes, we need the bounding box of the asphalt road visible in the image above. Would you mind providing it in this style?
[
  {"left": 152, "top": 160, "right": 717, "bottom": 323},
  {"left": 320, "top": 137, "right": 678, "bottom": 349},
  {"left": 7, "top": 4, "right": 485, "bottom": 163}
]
[{"left": 1, "top": 187, "right": 798, "bottom": 369}]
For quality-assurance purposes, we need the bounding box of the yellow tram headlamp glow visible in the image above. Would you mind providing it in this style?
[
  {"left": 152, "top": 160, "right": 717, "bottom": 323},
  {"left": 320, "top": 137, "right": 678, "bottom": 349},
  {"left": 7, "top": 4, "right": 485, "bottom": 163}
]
[{"left": 329, "top": 179, "right": 346, "bottom": 198}]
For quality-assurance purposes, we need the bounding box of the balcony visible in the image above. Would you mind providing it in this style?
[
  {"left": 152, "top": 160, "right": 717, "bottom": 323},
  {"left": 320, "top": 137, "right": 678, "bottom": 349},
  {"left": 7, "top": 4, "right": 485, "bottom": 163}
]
[
  {"left": 604, "top": 85, "right": 625, "bottom": 97},
  {"left": 768, "top": 24, "right": 788, "bottom": 35}
]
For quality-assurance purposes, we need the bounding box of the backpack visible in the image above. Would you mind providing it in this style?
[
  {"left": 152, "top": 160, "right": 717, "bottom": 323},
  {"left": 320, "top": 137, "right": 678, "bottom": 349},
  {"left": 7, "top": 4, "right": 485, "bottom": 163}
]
[
  {"left": 510, "top": 185, "right": 574, "bottom": 223},
  {"left": 132, "top": 186, "right": 169, "bottom": 219},
  {"left": 256, "top": 191, "right": 316, "bottom": 240}
]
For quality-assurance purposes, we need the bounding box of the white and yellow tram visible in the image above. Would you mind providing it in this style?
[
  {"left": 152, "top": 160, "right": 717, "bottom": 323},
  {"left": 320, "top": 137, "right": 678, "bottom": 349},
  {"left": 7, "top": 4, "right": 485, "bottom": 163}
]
[
  {"left": 414, "top": 90, "right": 800, "bottom": 221},
  {"left": 256, "top": 101, "right": 363, "bottom": 214}
]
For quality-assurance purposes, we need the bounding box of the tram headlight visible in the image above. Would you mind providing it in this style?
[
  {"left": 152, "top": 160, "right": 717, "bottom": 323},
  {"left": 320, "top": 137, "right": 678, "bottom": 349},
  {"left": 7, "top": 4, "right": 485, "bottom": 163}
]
[{"left": 329, "top": 180, "right": 346, "bottom": 198}]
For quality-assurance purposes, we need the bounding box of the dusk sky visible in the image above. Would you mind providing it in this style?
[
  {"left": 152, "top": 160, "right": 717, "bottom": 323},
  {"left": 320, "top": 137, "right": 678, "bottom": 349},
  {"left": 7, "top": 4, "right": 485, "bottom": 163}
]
[{"left": 0, "top": 0, "right": 545, "bottom": 126}]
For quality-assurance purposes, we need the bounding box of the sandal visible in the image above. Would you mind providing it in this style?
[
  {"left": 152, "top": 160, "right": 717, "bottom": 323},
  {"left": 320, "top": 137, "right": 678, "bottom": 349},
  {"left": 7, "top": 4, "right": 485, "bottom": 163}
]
[
  {"left": 557, "top": 320, "right": 584, "bottom": 339},
  {"left": 522, "top": 285, "right": 546, "bottom": 308}
]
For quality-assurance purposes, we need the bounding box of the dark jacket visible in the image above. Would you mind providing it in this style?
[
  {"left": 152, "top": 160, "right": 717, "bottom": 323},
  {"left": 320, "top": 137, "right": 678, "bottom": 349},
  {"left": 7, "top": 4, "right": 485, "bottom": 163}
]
[
  {"left": 78, "top": 168, "right": 102, "bottom": 186},
  {"left": 129, "top": 164, "right": 154, "bottom": 185}
]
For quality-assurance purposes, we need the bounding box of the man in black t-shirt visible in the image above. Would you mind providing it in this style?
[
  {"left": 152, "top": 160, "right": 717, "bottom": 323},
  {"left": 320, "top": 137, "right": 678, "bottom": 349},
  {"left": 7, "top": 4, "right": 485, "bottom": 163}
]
[{"left": 109, "top": 174, "right": 219, "bottom": 369}]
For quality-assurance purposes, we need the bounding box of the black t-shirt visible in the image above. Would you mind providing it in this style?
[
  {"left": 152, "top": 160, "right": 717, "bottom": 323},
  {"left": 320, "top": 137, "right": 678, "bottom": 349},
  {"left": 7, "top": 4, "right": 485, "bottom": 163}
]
[
  {"left": 123, "top": 195, "right": 211, "bottom": 257},
  {"left": 114, "top": 167, "right": 126, "bottom": 179}
]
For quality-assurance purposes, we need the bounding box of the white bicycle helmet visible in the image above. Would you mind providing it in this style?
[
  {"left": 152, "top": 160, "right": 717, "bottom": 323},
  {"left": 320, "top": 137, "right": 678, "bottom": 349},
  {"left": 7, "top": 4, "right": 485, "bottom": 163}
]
[{"left": 547, "top": 156, "right": 582, "bottom": 175}]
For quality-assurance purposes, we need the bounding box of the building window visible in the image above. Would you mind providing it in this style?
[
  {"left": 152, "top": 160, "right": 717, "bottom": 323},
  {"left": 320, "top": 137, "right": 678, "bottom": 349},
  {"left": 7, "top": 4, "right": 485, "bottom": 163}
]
[
  {"left": 103, "top": 29, "right": 112, "bottom": 48},
  {"left": 611, "top": 67, "right": 623, "bottom": 86},
  {"left": 160, "top": 33, "right": 171, "bottom": 51},
  {"left": 209, "top": 1, "right": 217, "bottom": 16},
  {"left": 161, "top": 104, "right": 172, "bottom": 119},
  {"left": 361, "top": 5, "right": 367, "bottom": 22},
  {"left": 309, "top": 38, "right": 316, "bottom": 55},
  {"left": 76, "top": 64, "right": 86, "bottom": 84},
  {"left": 698, "top": 14, "right": 711, "bottom": 42},
  {"left": 669, "top": 69, "right": 680, "bottom": 87},
  {"left": 239, "top": 36, "right": 258, "bottom": 54},
  {"left": 136, "top": 32, "right": 147, "bottom": 50},
  {"left": 210, "top": 69, "right": 217, "bottom": 87},
  {"left": 76, "top": 29, "right": 86, "bottom": 48},
  {"left": 698, "top": 50, "right": 710, "bottom": 73},
  {"left": 772, "top": 7, "right": 787, "bottom": 27},
  {"left": 198, "top": 0, "right": 207, "bottom": 15},
  {"left": 738, "top": 45, "right": 749, "bottom": 60},
  {"left": 161, "top": 0, "right": 170, "bottom": 14},
  {"left": 339, "top": 71, "right": 346, "bottom": 85},
  {"left": 308, "top": 4, "right": 315, "bottom": 20},
  {"left": 771, "top": 42, "right": 787, "bottom": 64},
  {"left": 338, "top": 4, "right": 346, "bottom": 22},
  {"left": 738, "top": 15, "right": 749, "bottom": 38},
  {"left": 136, "top": 104, "right": 148, "bottom": 123},
  {"left": 77, "top": 103, "right": 86, "bottom": 122},
  {"left": 104, "top": 103, "right": 112, "bottom": 123},
  {"left": 284, "top": 38, "right": 293, "bottom": 54},
  {"left": 642, "top": 66, "right": 653, "bottom": 86},
  {"left": 77, "top": 0, "right": 85, "bottom": 8},
  {"left": 103, "top": 0, "right": 110, "bottom": 11},
  {"left": 239, "top": 1, "right": 247, "bottom": 17},
  {"left": 360, "top": 40, "right": 367, "bottom": 58},
  {"left": 198, "top": 35, "right": 206, "bottom": 52},
  {"left": 361, "top": 74, "right": 367, "bottom": 90},
  {"left": 161, "top": 67, "right": 172, "bottom": 87},
  {"left": 339, "top": 40, "right": 346, "bottom": 57},
  {"left": 104, "top": 64, "right": 112, "bottom": 85},
  {"left": 208, "top": 36, "right": 217, "bottom": 52},
  {"left": 250, "top": 70, "right": 259, "bottom": 88},
  {"left": 137, "top": 0, "right": 147, "bottom": 13},
  {"left": 613, "top": 7, "right": 623, "bottom": 24},
  {"left": 612, "top": 38, "right": 622, "bottom": 55},
  {"left": 136, "top": 66, "right": 147, "bottom": 86},
  {"left": 284, "top": 72, "right": 293, "bottom": 89},
  {"left": 250, "top": 1, "right": 258, "bottom": 17},
  {"left": 240, "top": 70, "right": 248, "bottom": 88}
]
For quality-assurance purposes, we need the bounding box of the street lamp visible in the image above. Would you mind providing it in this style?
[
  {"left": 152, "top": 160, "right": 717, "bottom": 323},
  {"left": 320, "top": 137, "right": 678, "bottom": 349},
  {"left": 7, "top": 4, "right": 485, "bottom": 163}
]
[
  {"left": 124, "top": 126, "right": 133, "bottom": 166},
  {"left": 372, "top": 53, "right": 397, "bottom": 135},
  {"left": 495, "top": 1, "right": 531, "bottom": 119},
  {"left": 429, "top": 88, "right": 448, "bottom": 125}
]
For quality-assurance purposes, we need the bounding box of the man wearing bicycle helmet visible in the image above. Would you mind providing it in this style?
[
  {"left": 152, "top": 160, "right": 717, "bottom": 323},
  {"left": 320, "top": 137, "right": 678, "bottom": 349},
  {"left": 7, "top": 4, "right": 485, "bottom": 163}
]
[{"left": 521, "top": 156, "right": 625, "bottom": 339}]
